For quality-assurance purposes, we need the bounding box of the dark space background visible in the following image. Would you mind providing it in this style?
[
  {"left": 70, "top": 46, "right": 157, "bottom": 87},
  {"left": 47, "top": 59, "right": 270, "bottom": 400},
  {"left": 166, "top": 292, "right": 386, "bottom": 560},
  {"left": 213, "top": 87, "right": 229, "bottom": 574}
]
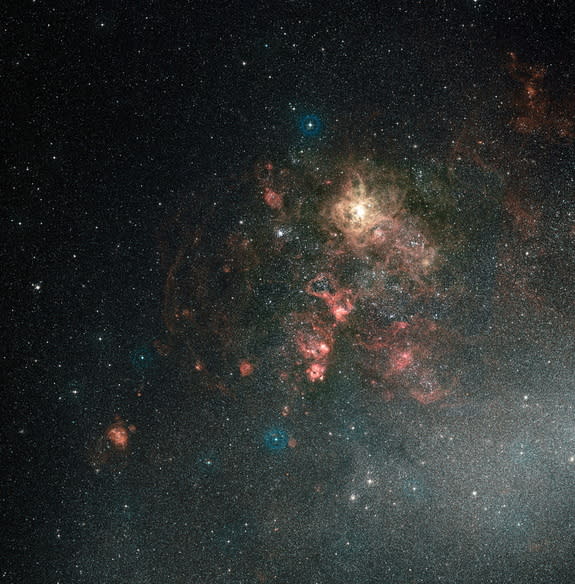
[{"left": 3, "top": 1, "right": 575, "bottom": 582}]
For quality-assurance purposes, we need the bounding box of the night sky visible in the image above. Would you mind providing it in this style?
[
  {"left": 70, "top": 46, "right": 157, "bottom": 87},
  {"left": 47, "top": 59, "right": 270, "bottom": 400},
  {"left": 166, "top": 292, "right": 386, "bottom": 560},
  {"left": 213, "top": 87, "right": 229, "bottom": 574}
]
[{"left": 4, "top": 2, "right": 575, "bottom": 583}]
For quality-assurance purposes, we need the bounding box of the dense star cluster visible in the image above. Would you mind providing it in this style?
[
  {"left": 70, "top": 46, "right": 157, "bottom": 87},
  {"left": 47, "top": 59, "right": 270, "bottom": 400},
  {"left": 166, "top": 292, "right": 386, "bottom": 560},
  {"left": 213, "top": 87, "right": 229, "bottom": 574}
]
[{"left": 3, "top": 2, "right": 575, "bottom": 583}]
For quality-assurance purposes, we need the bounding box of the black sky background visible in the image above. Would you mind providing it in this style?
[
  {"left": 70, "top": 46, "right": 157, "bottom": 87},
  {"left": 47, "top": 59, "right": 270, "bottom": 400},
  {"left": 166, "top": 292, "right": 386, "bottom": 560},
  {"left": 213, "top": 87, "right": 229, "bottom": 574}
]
[{"left": 3, "top": 1, "right": 575, "bottom": 582}]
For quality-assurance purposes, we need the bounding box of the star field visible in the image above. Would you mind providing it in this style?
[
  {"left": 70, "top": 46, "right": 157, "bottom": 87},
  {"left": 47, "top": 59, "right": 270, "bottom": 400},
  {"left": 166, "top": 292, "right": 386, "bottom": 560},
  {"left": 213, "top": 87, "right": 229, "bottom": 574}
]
[{"left": 3, "top": 1, "right": 575, "bottom": 583}]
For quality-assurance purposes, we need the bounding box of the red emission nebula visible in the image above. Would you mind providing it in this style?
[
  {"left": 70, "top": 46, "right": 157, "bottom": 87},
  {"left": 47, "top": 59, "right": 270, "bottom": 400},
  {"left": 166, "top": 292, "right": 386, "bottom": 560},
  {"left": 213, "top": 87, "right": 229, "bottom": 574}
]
[
  {"left": 158, "top": 155, "right": 474, "bottom": 414},
  {"left": 91, "top": 53, "right": 575, "bottom": 469}
]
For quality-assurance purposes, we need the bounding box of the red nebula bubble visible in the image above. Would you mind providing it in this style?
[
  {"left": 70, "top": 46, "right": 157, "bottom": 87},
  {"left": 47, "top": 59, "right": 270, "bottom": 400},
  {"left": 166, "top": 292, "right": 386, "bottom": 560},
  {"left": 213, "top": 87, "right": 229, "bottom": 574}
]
[
  {"left": 388, "top": 347, "right": 414, "bottom": 373},
  {"left": 89, "top": 417, "right": 137, "bottom": 471},
  {"left": 107, "top": 426, "right": 129, "bottom": 450},
  {"left": 306, "top": 361, "right": 327, "bottom": 383},
  {"left": 105, "top": 419, "right": 135, "bottom": 451},
  {"left": 306, "top": 273, "right": 355, "bottom": 323},
  {"left": 239, "top": 359, "right": 255, "bottom": 377},
  {"left": 263, "top": 187, "right": 284, "bottom": 210},
  {"left": 291, "top": 313, "right": 333, "bottom": 383},
  {"left": 295, "top": 327, "right": 333, "bottom": 362},
  {"left": 328, "top": 291, "right": 355, "bottom": 323}
]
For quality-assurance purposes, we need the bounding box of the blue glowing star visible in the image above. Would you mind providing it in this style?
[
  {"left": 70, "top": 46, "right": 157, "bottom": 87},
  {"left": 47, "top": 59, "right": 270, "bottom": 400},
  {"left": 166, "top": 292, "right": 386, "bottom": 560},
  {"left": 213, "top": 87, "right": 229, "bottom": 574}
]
[
  {"left": 263, "top": 428, "right": 290, "bottom": 451},
  {"left": 299, "top": 114, "right": 323, "bottom": 137},
  {"left": 129, "top": 344, "right": 155, "bottom": 374}
]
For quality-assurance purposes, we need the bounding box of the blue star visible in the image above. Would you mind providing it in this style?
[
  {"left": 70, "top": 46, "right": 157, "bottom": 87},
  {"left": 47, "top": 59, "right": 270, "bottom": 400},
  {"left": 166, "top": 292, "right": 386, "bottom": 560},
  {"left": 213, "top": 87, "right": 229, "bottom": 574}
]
[
  {"left": 263, "top": 427, "right": 290, "bottom": 451},
  {"left": 299, "top": 114, "right": 323, "bottom": 137}
]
